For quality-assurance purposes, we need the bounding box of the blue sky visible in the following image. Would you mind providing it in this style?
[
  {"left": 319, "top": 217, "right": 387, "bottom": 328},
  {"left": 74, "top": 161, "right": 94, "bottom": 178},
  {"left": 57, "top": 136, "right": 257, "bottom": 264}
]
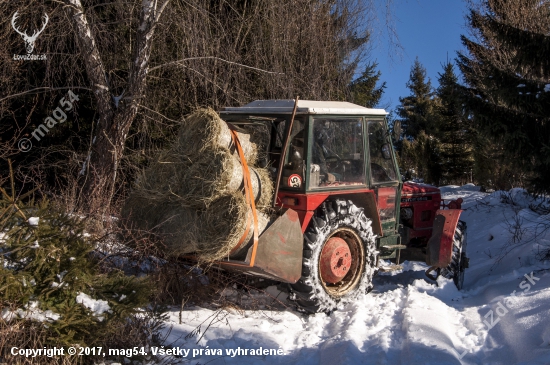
[{"left": 372, "top": 0, "right": 469, "bottom": 112}]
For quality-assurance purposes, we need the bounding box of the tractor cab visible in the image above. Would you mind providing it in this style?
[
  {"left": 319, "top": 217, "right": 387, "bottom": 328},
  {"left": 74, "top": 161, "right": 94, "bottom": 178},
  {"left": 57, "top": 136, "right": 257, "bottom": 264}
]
[{"left": 222, "top": 100, "right": 402, "bottom": 257}]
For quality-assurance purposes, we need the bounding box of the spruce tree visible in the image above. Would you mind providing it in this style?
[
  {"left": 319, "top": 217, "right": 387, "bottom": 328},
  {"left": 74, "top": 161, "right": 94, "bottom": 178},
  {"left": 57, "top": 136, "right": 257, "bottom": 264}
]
[
  {"left": 457, "top": 0, "right": 550, "bottom": 193},
  {"left": 396, "top": 58, "right": 442, "bottom": 184},
  {"left": 0, "top": 179, "right": 153, "bottom": 349},
  {"left": 349, "top": 62, "right": 386, "bottom": 108},
  {"left": 397, "top": 58, "right": 437, "bottom": 139},
  {"left": 435, "top": 62, "right": 474, "bottom": 185}
]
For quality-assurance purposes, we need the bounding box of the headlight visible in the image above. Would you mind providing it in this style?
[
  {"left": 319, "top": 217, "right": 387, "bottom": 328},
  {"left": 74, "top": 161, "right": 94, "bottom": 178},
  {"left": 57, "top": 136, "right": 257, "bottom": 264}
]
[{"left": 401, "top": 207, "right": 413, "bottom": 220}]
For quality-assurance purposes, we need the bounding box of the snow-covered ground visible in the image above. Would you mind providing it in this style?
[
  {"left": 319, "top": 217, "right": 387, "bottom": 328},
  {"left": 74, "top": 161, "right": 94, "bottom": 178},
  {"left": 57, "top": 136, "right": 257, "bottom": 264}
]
[{"left": 159, "top": 185, "right": 550, "bottom": 364}]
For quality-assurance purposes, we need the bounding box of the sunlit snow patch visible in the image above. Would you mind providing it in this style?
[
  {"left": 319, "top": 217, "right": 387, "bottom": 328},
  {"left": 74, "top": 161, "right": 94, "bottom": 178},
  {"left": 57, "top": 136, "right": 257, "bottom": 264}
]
[
  {"left": 76, "top": 292, "right": 111, "bottom": 321},
  {"left": 28, "top": 217, "right": 39, "bottom": 226}
]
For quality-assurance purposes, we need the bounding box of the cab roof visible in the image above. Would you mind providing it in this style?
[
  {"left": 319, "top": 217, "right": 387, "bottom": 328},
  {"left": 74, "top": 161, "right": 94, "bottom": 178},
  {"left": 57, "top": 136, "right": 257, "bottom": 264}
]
[{"left": 221, "top": 100, "right": 388, "bottom": 116}]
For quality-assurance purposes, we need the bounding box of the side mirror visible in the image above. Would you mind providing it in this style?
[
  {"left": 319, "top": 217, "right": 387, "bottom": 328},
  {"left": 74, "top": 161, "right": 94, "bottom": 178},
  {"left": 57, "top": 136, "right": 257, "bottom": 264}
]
[
  {"left": 382, "top": 143, "right": 392, "bottom": 159},
  {"left": 393, "top": 121, "right": 402, "bottom": 141}
]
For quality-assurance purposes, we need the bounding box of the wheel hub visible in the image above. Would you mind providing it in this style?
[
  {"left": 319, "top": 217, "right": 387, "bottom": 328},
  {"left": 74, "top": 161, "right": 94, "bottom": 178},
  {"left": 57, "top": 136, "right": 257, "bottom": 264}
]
[{"left": 320, "top": 237, "right": 352, "bottom": 284}]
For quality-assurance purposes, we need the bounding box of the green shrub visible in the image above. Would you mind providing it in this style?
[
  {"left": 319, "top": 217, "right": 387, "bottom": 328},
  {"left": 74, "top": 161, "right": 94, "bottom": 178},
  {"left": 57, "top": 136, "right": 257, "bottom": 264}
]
[{"left": 0, "top": 184, "right": 159, "bottom": 363}]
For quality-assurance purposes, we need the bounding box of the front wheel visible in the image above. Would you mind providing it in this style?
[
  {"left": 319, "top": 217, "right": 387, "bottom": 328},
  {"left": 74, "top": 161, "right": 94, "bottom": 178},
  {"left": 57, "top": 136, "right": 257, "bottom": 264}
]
[
  {"left": 290, "top": 199, "right": 377, "bottom": 313},
  {"left": 441, "top": 220, "right": 468, "bottom": 289}
]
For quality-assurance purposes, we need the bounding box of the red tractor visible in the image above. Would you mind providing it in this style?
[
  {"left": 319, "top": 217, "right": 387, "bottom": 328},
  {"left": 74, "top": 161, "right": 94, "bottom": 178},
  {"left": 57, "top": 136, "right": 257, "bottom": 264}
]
[{"left": 213, "top": 99, "right": 468, "bottom": 313}]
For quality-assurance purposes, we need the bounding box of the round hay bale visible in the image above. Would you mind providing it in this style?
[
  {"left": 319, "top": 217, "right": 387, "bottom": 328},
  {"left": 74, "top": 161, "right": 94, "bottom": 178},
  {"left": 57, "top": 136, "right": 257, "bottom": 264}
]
[
  {"left": 122, "top": 189, "right": 270, "bottom": 262},
  {"left": 122, "top": 193, "right": 201, "bottom": 257},
  {"left": 135, "top": 148, "right": 272, "bottom": 211},
  {"left": 136, "top": 149, "right": 192, "bottom": 200},
  {"left": 228, "top": 209, "right": 270, "bottom": 260},
  {"left": 157, "top": 207, "right": 201, "bottom": 257},
  {"left": 120, "top": 193, "right": 171, "bottom": 231},
  {"left": 252, "top": 167, "right": 274, "bottom": 211},
  {"left": 183, "top": 148, "right": 244, "bottom": 207},
  {"left": 182, "top": 149, "right": 272, "bottom": 209},
  {"left": 195, "top": 192, "right": 269, "bottom": 262},
  {"left": 177, "top": 108, "right": 257, "bottom": 164}
]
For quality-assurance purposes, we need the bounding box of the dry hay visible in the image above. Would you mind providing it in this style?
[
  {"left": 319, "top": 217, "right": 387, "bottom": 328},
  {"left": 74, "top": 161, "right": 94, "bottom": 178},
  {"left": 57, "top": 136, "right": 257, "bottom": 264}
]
[
  {"left": 135, "top": 149, "right": 192, "bottom": 199},
  {"left": 182, "top": 148, "right": 244, "bottom": 207},
  {"left": 252, "top": 167, "right": 274, "bottom": 211},
  {"left": 135, "top": 146, "right": 273, "bottom": 211},
  {"left": 198, "top": 192, "right": 269, "bottom": 262},
  {"left": 122, "top": 108, "right": 275, "bottom": 262},
  {"left": 122, "top": 191, "right": 269, "bottom": 262},
  {"left": 178, "top": 108, "right": 257, "bottom": 164},
  {"left": 121, "top": 194, "right": 199, "bottom": 253}
]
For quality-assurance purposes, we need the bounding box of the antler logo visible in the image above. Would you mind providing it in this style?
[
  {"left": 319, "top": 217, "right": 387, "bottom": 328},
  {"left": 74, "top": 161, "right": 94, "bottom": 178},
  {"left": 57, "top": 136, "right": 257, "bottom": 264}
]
[{"left": 11, "top": 11, "right": 49, "bottom": 54}]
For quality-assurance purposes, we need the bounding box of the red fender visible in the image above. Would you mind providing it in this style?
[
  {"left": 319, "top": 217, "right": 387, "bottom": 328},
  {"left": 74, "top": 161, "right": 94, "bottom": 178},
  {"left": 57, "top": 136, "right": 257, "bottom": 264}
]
[{"left": 426, "top": 209, "right": 462, "bottom": 268}]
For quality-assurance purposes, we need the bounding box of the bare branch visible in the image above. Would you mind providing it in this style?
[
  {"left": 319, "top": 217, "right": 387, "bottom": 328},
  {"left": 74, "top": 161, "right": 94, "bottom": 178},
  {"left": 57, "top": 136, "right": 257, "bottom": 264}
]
[
  {"left": 149, "top": 56, "right": 284, "bottom": 74},
  {"left": 138, "top": 104, "right": 179, "bottom": 123},
  {"left": 155, "top": 0, "right": 171, "bottom": 23},
  {"left": 0, "top": 87, "right": 92, "bottom": 103}
]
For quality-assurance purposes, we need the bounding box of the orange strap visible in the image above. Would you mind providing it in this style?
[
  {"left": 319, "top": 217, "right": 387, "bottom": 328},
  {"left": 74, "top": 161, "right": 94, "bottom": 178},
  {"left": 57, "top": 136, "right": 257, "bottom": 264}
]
[{"left": 228, "top": 130, "right": 259, "bottom": 264}]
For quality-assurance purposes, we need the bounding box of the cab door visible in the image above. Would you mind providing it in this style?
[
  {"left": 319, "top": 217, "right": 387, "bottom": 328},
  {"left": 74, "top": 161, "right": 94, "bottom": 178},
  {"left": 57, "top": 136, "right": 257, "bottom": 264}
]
[{"left": 367, "top": 120, "right": 400, "bottom": 232}]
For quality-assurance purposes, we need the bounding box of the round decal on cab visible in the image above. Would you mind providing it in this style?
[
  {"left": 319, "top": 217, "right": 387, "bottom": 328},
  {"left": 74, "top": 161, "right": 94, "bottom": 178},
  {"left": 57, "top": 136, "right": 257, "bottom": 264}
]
[{"left": 288, "top": 174, "right": 302, "bottom": 188}]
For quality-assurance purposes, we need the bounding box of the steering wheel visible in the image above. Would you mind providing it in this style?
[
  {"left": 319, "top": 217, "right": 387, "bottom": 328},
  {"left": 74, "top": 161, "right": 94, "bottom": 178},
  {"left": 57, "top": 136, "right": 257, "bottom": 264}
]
[{"left": 325, "top": 155, "right": 341, "bottom": 164}]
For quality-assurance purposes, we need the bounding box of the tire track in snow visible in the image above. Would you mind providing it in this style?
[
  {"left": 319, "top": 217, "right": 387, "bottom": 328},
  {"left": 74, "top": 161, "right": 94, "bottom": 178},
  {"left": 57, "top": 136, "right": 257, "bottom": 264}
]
[{"left": 296, "top": 288, "right": 410, "bottom": 364}]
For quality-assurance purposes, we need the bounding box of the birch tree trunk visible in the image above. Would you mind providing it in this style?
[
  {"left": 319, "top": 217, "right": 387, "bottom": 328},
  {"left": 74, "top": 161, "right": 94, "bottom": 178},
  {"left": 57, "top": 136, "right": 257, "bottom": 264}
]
[{"left": 64, "top": 0, "right": 169, "bottom": 216}]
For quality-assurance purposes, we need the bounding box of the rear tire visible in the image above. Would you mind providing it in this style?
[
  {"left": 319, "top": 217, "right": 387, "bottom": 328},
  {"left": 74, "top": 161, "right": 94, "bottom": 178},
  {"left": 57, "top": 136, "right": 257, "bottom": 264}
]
[{"left": 290, "top": 199, "right": 377, "bottom": 313}]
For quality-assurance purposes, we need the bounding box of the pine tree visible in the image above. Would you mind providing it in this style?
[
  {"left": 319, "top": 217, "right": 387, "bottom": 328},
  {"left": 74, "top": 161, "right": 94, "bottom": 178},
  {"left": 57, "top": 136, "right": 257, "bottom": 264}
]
[
  {"left": 397, "top": 58, "right": 437, "bottom": 139},
  {"left": 457, "top": 0, "right": 550, "bottom": 193},
  {"left": 435, "top": 62, "right": 474, "bottom": 185},
  {"left": 349, "top": 62, "right": 386, "bottom": 107}
]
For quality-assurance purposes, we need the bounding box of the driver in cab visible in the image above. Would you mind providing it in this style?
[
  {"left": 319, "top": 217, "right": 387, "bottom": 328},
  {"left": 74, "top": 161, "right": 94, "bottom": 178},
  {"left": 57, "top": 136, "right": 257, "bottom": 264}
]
[{"left": 312, "top": 122, "right": 337, "bottom": 183}]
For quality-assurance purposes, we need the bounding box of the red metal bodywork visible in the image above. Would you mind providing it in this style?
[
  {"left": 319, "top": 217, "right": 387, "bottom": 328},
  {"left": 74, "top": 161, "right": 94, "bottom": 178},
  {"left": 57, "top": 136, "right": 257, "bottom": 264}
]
[
  {"left": 426, "top": 209, "right": 463, "bottom": 267},
  {"left": 400, "top": 182, "right": 464, "bottom": 269},
  {"left": 400, "top": 182, "right": 442, "bottom": 242},
  {"left": 377, "top": 187, "right": 397, "bottom": 210},
  {"left": 276, "top": 189, "right": 382, "bottom": 235}
]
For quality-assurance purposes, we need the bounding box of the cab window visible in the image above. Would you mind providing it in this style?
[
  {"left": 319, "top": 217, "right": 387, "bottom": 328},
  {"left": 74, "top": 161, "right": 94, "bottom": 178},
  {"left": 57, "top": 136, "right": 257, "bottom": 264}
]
[
  {"left": 309, "top": 118, "right": 366, "bottom": 189},
  {"left": 280, "top": 118, "right": 306, "bottom": 189},
  {"left": 368, "top": 121, "right": 397, "bottom": 184}
]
